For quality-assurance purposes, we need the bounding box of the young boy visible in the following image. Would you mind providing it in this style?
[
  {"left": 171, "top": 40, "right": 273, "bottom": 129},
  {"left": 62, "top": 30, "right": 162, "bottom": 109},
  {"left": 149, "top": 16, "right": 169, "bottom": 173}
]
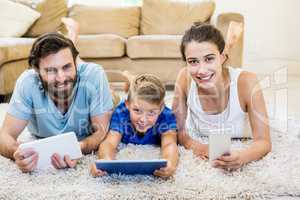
[{"left": 91, "top": 74, "right": 178, "bottom": 178}]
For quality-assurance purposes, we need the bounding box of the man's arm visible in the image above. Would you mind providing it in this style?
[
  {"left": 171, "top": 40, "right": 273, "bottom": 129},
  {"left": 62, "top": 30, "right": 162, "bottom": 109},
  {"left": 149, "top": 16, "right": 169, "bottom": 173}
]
[
  {"left": 51, "top": 110, "right": 113, "bottom": 169},
  {"left": 79, "top": 111, "right": 113, "bottom": 154},
  {"left": 0, "top": 113, "right": 28, "bottom": 159},
  {"left": 0, "top": 113, "right": 38, "bottom": 173}
]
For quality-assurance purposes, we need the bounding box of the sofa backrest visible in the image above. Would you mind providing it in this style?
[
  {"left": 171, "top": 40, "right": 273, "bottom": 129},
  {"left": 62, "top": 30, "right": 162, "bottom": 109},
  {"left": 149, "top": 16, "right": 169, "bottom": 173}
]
[
  {"left": 68, "top": 0, "right": 215, "bottom": 37},
  {"left": 68, "top": 5, "right": 141, "bottom": 38},
  {"left": 140, "top": 0, "right": 215, "bottom": 35}
]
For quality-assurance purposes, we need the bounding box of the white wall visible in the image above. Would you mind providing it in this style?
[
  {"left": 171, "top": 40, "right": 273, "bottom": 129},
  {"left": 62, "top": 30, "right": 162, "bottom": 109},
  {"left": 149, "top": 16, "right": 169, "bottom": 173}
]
[{"left": 213, "top": 0, "right": 300, "bottom": 73}]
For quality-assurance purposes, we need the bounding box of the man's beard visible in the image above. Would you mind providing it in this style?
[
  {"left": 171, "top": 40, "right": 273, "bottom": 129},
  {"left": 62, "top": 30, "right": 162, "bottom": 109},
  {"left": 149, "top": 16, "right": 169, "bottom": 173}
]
[{"left": 39, "top": 74, "right": 77, "bottom": 101}]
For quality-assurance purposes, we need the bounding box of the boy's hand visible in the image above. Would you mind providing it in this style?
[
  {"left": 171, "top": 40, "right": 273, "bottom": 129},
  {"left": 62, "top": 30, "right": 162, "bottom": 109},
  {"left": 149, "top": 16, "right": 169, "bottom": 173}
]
[
  {"left": 153, "top": 161, "right": 176, "bottom": 178},
  {"left": 14, "top": 147, "right": 39, "bottom": 173},
  {"left": 51, "top": 153, "right": 78, "bottom": 169},
  {"left": 90, "top": 163, "right": 107, "bottom": 177},
  {"left": 212, "top": 151, "right": 244, "bottom": 171}
]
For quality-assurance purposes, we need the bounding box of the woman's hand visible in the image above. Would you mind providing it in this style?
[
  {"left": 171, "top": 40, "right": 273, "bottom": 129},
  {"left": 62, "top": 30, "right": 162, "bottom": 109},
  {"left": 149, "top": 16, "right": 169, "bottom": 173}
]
[
  {"left": 192, "top": 141, "right": 209, "bottom": 160},
  {"left": 212, "top": 151, "right": 244, "bottom": 171}
]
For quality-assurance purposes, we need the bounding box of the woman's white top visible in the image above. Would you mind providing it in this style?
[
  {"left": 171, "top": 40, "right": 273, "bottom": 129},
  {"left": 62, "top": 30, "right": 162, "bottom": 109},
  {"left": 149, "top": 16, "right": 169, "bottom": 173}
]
[{"left": 185, "top": 67, "right": 251, "bottom": 138}]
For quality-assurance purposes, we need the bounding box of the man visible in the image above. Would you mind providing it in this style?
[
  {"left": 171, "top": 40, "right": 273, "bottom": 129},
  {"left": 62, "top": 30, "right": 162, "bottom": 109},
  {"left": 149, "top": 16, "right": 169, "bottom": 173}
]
[{"left": 0, "top": 32, "right": 113, "bottom": 173}]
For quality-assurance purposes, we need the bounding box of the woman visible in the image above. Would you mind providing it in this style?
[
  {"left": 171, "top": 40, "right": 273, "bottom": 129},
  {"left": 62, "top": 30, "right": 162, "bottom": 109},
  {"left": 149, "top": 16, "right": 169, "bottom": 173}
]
[{"left": 172, "top": 22, "right": 271, "bottom": 171}]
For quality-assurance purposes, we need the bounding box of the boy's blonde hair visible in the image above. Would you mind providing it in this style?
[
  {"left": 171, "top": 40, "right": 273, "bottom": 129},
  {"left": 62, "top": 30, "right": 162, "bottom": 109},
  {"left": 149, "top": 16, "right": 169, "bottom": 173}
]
[{"left": 127, "top": 74, "right": 165, "bottom": 106}]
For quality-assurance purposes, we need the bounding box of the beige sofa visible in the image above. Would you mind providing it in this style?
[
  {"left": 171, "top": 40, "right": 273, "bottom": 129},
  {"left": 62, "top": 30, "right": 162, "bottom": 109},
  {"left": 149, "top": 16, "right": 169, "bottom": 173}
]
[{"left": 0, "top": 0, "right": 244, "bottom": 99}]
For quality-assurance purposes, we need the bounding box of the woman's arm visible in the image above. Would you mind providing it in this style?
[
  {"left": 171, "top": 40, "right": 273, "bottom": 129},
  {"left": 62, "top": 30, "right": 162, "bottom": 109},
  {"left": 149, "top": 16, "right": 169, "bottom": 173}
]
[
  {"left": 239, "top": 72, "right": 271, "bottom": 162},
  {"left": 213, "top": 72, "right": 271, "bottom": 170},
  {"left": 154, "top": 131, "right": 178, "bottom": 178},
  {"left": 172, "top": 68, "right": 209, "bottom": 158}
]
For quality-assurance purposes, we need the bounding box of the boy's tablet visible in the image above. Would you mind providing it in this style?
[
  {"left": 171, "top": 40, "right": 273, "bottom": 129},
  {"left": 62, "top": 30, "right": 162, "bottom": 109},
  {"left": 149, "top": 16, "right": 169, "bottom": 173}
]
[
  {"left": 209, "top": 134, "right": 231, "bottom": 162},
  {"left": 95, "top": 159, "right": 167, "bottom": 175},
  {"left": 19, "top": 132, "right": 83, "bottom": 169}
]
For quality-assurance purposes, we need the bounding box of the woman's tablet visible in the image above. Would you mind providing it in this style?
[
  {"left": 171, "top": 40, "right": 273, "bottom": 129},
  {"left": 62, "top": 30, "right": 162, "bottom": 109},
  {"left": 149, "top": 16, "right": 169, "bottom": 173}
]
[{"left": 95, "top": 159, "right": 167, "bottom": 175}]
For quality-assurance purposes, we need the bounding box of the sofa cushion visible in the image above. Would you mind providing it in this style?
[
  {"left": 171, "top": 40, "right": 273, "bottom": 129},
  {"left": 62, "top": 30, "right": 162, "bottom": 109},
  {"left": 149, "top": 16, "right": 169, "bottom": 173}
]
[
  {"left": 68, "top": 5, "right": 140, "bottom": 38},
  {"left": 77, "top": 34, "right": 126, "bottom": 58},
  {"left": 0, "top": 0, "right": 40, "bottom": 37},
  {"left": 0, "top": 38, "right": 35, "bottom": 66},
  {"left": 141, "top": 0, "right": 215, "bottom": 35},
  {"left": 0, "top": 59, "right": 29, "bottom": 95},
  {"left": 127, "top": 35, "right": 182, "bottom": 59},
  {"left": 12, "top": 0, "right": 68, "bottom": 36}
]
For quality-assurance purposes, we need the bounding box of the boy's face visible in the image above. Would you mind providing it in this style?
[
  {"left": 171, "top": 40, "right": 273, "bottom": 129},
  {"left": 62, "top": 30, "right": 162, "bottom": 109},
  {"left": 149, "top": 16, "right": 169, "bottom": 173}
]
[{"left": 126, "top": 98, "right": 163, "bottom": 133}]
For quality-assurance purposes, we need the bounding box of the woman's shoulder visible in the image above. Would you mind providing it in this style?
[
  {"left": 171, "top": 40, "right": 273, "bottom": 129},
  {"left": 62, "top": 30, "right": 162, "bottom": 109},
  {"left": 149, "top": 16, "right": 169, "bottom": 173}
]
[
  {"left": 175, "top": 67, "right": 192, "bottom": 95},
  {"left": 238, "top": 70, "right": 259, "bottom": 88},
  {"left": 237, "top": 70, "right": 260, "bottom": 104}
]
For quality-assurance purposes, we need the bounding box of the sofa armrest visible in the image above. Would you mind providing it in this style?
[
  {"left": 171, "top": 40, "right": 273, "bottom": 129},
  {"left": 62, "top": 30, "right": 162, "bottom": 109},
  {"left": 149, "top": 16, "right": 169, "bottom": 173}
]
[
  {"left": 0, "top": 37, "right": 35, "bottom": 66},
  {"left": 216, "top": 12, "right": 244, "bottom": 67}
]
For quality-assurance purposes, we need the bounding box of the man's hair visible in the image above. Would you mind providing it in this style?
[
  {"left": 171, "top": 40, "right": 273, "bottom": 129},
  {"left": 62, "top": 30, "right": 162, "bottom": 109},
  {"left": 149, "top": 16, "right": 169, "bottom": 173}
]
[
  {"left": 28, "top": 32, "right": 79, "bottom": 69},
  {"left": 127, "top": 74, "right": 165, "bottom": 106},
  {"left": 180, "top": 22, "right": 226, "bottom": 61}
]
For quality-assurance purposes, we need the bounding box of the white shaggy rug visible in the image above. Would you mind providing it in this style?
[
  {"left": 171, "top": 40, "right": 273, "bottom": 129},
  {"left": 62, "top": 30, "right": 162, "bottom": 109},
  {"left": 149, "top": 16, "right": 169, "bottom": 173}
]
[{"left": 0, "top": 103, "right": 300, "bottom": 200}]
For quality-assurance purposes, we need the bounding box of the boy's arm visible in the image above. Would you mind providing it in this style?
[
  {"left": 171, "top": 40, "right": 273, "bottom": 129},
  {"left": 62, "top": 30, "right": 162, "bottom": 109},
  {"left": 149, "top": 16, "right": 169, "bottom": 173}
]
[
  {"left": 90, "top": 130, "right": 121, "bottom": 177},
  {"left": 158, "top": 131, "right": 178, "bottom": 175},
  {"left": 98, "top": 131, "right": 122, "bottom": 160}
]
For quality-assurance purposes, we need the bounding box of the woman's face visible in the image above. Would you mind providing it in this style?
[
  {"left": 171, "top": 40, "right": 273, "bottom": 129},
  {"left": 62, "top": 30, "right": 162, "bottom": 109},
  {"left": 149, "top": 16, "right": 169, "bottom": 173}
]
[{"left": 185, "top": 41, "right": 226, "bottom": 89}]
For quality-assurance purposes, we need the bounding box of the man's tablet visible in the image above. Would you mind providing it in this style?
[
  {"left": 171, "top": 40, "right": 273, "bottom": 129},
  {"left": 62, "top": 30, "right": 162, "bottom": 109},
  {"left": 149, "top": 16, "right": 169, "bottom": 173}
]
[
  {"left": 95, "top": 159, "right": 167, "bottom": 175},
  {"left": 19, "top": 132, "right": 82, "bottom": 170},
  {"left": 209, "top": 134, "right": 231, "bottom": 162}
]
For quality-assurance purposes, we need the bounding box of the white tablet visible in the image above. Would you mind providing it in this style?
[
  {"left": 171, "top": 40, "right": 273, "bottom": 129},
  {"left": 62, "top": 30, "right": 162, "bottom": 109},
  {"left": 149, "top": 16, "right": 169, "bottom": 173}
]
[
  {"left": 19, "top": 132, "right": 83, "bottom": 170},
  {"left": 209, "top": 134, "right": 231, "bottom": 162}
]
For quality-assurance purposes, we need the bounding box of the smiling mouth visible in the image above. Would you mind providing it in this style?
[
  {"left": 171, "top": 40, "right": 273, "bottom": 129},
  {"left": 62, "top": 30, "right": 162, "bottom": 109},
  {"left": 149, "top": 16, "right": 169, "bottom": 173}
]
[
  {"left": 55, "top": 83, "right": 70, "bottom": 89},
  {"left": 135, "top": 123, "right": 148, "bottom": 131},
  {"left": 196, "top": 73, "right": 215, "bottom": 82}
]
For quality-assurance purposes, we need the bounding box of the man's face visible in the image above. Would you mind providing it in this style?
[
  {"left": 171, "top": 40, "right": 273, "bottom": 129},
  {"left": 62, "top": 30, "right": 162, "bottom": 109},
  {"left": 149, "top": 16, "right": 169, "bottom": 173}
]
[{"left": 38, "top": 48, "right": 77, "bottom": 100}]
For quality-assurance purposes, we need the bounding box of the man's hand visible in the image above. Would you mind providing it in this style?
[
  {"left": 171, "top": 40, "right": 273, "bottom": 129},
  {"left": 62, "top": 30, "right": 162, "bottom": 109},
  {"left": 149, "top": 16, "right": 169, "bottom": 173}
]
[
  {"left": 13, "top": 147, "right": 38, "bottom": 173},
  {"left": 212, "top": 151, "right": 244, "bottom": 171},
  {"left": 51, "top": 153, "right": 77, "bottom": 169},
  {"left": 154, "top": 161, "right": 176, "bottom": 178},
  {"left": 90, "top": 163, "right": 107, "bottom": 177}
]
